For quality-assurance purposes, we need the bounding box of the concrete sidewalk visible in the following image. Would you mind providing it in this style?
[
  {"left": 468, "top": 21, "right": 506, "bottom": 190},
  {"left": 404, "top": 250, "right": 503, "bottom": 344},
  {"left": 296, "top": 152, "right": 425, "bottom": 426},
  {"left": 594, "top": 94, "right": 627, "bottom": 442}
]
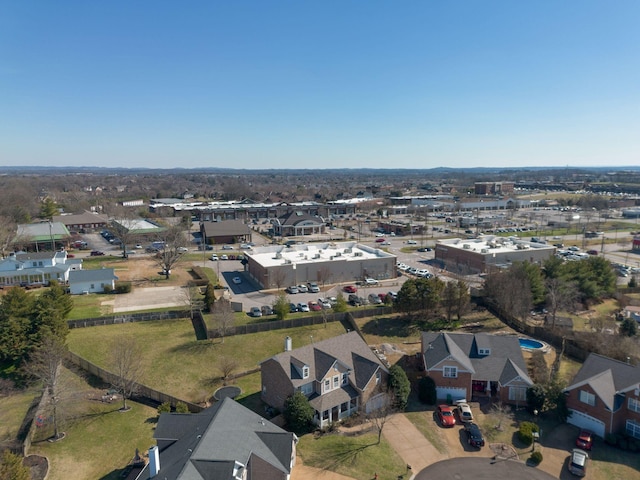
[{"left": 381, "top": 413, "right": 448, "bottom": 474}]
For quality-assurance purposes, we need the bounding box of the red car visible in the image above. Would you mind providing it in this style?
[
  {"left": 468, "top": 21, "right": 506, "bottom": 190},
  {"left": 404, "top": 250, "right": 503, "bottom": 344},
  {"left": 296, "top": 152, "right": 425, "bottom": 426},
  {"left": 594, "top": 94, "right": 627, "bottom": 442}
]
[
  {"left": 375, "top": 238, "right": 385, "bottom": 243},
  {"left": 436, "top": 405, "right": 456, "bottom": 427},
  {"left": 343, "top": 285, "right": 357, "bottom": 293},
  {"left": 308, "top": 301, "right": 322, "bottom": 311},
  {"left": 575, "top": 429, "right": 593, "bottom": 450}
]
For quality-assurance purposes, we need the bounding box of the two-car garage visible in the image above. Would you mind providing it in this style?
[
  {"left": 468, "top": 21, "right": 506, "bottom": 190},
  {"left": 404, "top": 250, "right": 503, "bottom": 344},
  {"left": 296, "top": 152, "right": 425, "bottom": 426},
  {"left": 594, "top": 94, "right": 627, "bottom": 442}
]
[
  {"left": 436, "top": 387, "right": 467, "bottom": 403},
  {"left": 567, "top": 409, "right": 606, "bottom": 438}
]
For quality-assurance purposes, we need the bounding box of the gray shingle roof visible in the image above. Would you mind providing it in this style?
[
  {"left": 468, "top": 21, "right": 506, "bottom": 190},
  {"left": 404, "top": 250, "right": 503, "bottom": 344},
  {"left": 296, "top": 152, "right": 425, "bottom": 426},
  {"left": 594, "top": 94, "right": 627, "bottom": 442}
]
[
  {"left": 151, "top": 397, "right": 295, "bottom": 480},
  {"left": 69, "top": 268, "right": 118, "bottom": 283},
  {"left": 201, "top": 220, "right": 250, "bottom": 237},
  {"left": 422, "top": 332, "right": 532, "bottom": 385},
  {"left": 565, "top": 353, "right": 640, "bottom": 411},
  {"left": 262, "top": 331, "right": 387, "bottom": 392}
]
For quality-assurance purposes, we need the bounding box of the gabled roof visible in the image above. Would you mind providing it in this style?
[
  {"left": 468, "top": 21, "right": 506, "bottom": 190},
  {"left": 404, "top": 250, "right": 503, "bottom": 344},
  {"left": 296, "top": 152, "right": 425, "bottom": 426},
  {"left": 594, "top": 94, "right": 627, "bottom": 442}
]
[
  {"left": 276, "top": 211, "right": 324, "bottom": 226},
  {"left": 150, "top": 397, "right": 295, "bottom": 480},
  {"left": 565, "top": 353, "right": 640, "bottom": 411},
  {"left": 52, "top": 211, "right": 108, "bottom": 225},
  {"left": 422, "top": 332, "right": 532, "bottom": 385},
  {"left": 69, "top": 268, "right": 118, "bottom": 283},
  {"left": 261, "top": 331, "right": 387, "bottom": 391}
]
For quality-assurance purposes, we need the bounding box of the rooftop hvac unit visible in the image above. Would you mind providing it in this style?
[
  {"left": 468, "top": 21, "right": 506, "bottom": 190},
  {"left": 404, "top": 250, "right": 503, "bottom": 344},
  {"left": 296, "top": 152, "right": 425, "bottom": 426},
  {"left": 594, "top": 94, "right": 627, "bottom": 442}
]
[
  {"left": 354, "top": 252, "right": 363, "bottom": 257},
  {"left": 330, "top": 256, "right": 334, "bottom": 260},
  {"left": 344, "top": 248, "right": 352, "bottom": 253},
  {"left": 335, "top": 252, "right": 341, "bottom": 257},
  {"left": 481, "top": 248, "right": 488, "bottom": 253},
  {"left": 463, "top": 244, "right": 470, "bottom": 249},
  {"left": 274, "top": 252, "right": 282, "bottom": 259},
  {"left": 313, "top": 254, "right": 320, "bottom": 259},
  {"left": 284, "top": 259, "right": 292, "bottom": 264}
]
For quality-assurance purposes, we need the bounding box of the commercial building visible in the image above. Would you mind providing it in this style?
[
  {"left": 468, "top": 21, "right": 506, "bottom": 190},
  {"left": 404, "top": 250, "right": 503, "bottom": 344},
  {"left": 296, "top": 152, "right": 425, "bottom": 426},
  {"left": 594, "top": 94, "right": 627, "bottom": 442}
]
[
  {"left": 245, "top": 241, "right": 397, "bottom": 289},
  {"left": 435, "top": 235, "right": 556, "bottom": 274},
  {"left": 475, "top": 181, "right": 515, "bottom": 196}
]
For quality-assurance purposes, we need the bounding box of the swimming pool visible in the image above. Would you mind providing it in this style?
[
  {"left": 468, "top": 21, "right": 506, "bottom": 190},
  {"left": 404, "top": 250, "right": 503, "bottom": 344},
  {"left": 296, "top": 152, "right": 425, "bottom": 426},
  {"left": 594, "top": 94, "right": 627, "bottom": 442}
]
[{"left": 519, "top": 338, "right": 545, "bottom": 350}]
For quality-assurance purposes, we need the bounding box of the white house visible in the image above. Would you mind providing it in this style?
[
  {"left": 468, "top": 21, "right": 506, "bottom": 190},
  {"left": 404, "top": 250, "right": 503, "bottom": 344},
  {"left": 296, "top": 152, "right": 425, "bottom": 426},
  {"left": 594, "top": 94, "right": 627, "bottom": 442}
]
[
  {"left": 69, "top": 268, "right": 118, "bottom": 294},
  {"left": 0, "top": 251, "right": 81, "bottom": 287}
]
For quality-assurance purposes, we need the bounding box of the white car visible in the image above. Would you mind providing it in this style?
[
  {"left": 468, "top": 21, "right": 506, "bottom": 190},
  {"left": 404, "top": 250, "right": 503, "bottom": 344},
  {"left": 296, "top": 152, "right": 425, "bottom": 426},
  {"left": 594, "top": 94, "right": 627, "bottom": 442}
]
[
  {"left": 210, "top": 254, "right": 218, "bottom": 261},
  {"left": 232, "top": 277, "right": 242, "bottom": 285},
  {"left": 364, "top": 278, "right": 379, "bottom": 286},
  {"left": 407, "top": 240, "right": 417, "bottom": 244},
  {"left": 297, "top": 284, "right": 309, "bottom": 293},
  {"left": 456, "top": 401, "right": 473, "bottom": 423},
  {"left": 177, "top": 247, "right": 189, "bottom": 253},
  {"left": 308, "top": 282, "right": 320, "bottom": 293},
  {"left": 222, "top": 245, "right": 233, "bottom": 250}
]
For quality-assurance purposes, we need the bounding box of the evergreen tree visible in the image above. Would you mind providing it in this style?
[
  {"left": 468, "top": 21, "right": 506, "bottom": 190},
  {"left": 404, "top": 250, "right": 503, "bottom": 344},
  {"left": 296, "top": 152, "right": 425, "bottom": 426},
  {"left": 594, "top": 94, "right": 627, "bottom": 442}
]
[
  {"left": 283, "top": 391, "right": 314, "bottom": 434},
  {"left": 388, "top": 365, "right": 410, "bottom": 411}
]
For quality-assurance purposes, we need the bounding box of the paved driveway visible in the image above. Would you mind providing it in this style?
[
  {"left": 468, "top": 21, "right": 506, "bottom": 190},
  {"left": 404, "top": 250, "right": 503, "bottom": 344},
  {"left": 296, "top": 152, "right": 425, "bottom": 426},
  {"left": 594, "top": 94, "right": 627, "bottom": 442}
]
[{"left": 414, "top": 457, "right": 557, "bottom": 480}]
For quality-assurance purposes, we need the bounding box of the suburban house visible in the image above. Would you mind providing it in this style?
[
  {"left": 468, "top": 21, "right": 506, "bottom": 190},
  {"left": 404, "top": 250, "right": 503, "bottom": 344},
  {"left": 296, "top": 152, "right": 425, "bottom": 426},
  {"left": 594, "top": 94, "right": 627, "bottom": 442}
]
[
  {"left": 68, "top": 268, "right": 118, "bottom": 294},
  {"left": 0, "top": 251, "right": 81, "bottom": 287},
  {"left": 564, "top": 353, "right": 640, "bottom": 439},
  {"left": 135, "top": 397, "right": 297, "bottom": 480},
  {"left": 421, "top": 332, "right": 533, "bottom": 405},
  {"left": 260, "top": 331, "right": 389, "bottom": 428}
]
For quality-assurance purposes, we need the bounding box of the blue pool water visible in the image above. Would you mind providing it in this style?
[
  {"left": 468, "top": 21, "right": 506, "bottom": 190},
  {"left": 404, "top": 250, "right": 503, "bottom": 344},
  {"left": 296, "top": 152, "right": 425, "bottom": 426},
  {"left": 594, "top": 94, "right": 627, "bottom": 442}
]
[{"left": 519, "top": 338, "right": 545, "bottom": 349}]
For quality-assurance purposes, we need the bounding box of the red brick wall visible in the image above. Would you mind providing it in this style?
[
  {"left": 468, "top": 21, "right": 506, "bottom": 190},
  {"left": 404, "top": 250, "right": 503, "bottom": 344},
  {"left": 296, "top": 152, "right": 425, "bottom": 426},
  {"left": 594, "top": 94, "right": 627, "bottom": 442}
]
[{"left": 566, "top": 385, "right": 613, "bottom": 433}]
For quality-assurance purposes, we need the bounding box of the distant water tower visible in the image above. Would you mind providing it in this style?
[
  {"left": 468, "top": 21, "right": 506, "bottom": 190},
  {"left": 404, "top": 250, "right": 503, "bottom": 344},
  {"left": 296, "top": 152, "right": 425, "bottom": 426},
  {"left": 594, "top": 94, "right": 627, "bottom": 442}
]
[{"left": 284, "top": 336, "right": 292, "bottom": 352}]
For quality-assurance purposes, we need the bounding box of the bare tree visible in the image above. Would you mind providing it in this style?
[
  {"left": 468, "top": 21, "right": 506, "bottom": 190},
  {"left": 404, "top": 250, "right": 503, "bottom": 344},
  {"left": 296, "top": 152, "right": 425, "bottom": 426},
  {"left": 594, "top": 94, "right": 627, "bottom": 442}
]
[
  {"left": 110, "top": 336, "right": 144, "bottom": 411},
  {"left": 27, "top": 335, "right": 69, "bottom": 440},
  {"left": 545, "top": 278, "right": 578, "bottom": 328},
  {"left": 364, "top": 391, "right": 393, "bottom": 445},
  {"left": 271, "top": 268, "right": 287, "bottom": 291},
  {"left": 154, "top": 225, "right": 189, "bottom": 279},
  {"left": 212, "top": 298, "right": 235, "bottom": 343},
  {"left": 489, "top": 402, "right": 513, "bottom": 432},
  {"left": 316, "top": 267, "right": 332, "bottom": 289},
  {"left": 182, "top": 282, "right": 204, "bottom": 319},
  {"left": 107, "top": 206, "right": 142, "bottom": 259},
  {"left": 218, "top": 356, "right": 239, "bottom": 385},
  {"left": 0, "top": 215, "right": 17, "bottom": 258}
]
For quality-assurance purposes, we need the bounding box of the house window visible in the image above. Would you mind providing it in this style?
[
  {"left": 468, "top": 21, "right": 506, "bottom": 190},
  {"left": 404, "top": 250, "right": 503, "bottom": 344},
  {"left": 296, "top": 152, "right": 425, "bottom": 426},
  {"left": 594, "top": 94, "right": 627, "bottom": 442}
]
[
  {"left": 443, "top": 366, "right": 458, "bottom": 378},
  {"left": 375, "top": 371, "right": 381, "bottom": 385},
  {"left": 478, "top": 348, "right": 491, "bottom": 355},
  {"left": 626, "top": 420, "right": 640, "bottom": 439},
  {"left": 322, "top": 410, "right": 329, "bottom": 420},
  {"left": 342, "top": 372, "right": 349, "bottom": 385},
  {"left": 508, "top": 387, "right": 527, "bottom": 402},
  {"left": 333, "top": 375, "right": 339, "bottom": 388},
  {"left": 90, "top": 284, "right": 95, "bottom": 289},
  {"left": 300, "top": 383, "right": 313, "bottom": 396},
  {"left": 302, "top": 366, "right": 309, "bottom": 379},
  {"left": 324, "top": 379, "right": 330, "bottom": 392},
  {"left": 629, "top": 397, "right": 640, "bottom": 413},
  {"left": 579, "top": 390, "right": 596, "bottom": 406}
]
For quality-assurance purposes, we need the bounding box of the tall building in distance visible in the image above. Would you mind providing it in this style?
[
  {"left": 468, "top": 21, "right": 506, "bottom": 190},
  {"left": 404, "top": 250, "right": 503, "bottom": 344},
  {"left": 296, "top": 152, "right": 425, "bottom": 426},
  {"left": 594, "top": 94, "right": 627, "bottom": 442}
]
[{"left": 474, "top": 182, "right": 515, "bottom": 196}]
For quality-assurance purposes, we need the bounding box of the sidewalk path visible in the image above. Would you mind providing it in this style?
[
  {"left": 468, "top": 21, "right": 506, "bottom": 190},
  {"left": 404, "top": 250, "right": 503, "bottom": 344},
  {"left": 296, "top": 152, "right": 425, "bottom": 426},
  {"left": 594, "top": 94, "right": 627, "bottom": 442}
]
[{"left": 381, "top": 413, "right": 448, "bottom": 473}]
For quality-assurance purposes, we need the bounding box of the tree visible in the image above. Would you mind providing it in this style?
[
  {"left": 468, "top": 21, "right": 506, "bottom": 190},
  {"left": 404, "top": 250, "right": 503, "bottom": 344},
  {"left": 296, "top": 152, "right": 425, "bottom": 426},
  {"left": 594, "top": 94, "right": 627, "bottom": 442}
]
[
  {"left": 212, "top": 298, "right": 235, "bottom": 342},
  {"left": 175, "top": 401, "right": 189, "bottom": 413},
  {"left": 108, "top": 210, "right": 141, "bottom": 259},
  {"left": 39, "top": 198, "right": 58, "bottom": 220},
  {"left": 316, "top": 267, "right": 332, "bottom": 289},
  {"left": 218, "top": 355, "right": 238, "bottom": 385},
  {"left": 110, "top": 336, "right": 144, "bottom": 411},
  {"left": 545, "top": 278, "right": 578, "bottom": 328},
  {"left": 203, "top": 283, "right": 216, "bottom": 312},
  {"left": 0, "top": 287, "right": 34, "bottom": 376},
  {"left": 620, "top": 317, "right": 637, "bottom": 337},
  {"left": 489, "top": 402, "right": 513, "bottom": 432},
  {"left": 367, "top": 394, "right": 394, "bottom": 444},
  {"left": 388, "top": 365, "right": 410, "bottom": 411},
  {"left": 0, "top": 450, "right": 30, "bottom": 480},
  {"left": 157, "top": 401, "right": 171, "bottom": 414},
  {"left": 271, "top": 269, "right": 287, "bottom": 291},
  {"left": 272, "top": 292, "right": 290, "bottom": 321},
  {"left": 441, "top": 280, "right": 470, "bottom": 322},
  {"left": 182, "top": 282, "right": 204, "bottom": 319},
  {"left": 153, "top": 225, "right": 189, "bottom": 278},
  {"left": 0, "top": 215, "right": 17, "bottom": 258},
  {"left": 526, "top": 384, "right": 546, "bottom": 414},
  {"left": 333, "top": 292, "right": 348, "bottom": 313},
  {"left": 31, "top": 280, "right": 72, "bottom": 342},
  {"left": 283, "top": 391, "right": 314, "bottom": 435},
  {"left": 26, "top": 334, "right": 69, "bottom": 440}
]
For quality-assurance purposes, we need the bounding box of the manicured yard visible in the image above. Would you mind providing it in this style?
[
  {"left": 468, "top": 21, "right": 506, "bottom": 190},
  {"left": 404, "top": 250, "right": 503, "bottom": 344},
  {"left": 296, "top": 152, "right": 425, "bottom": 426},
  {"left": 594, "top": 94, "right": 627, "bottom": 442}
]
[
  {"left": 67, "top": 318, "right": 348, "bottom": 403},
  {"left": 0, "top": 386, "right": 41, "bottom": 450},
  {"left": 297, "top": 432, "right": 407, "bottom": 480}
]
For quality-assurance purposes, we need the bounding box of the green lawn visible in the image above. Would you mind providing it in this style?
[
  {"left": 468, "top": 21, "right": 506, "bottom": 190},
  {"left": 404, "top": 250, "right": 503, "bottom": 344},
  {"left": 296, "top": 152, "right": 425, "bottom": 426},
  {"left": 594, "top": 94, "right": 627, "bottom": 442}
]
[
  {"left": 67, "top": 318, "right": 348, "bottom": 403},
  {"left": 0, "top": 386, "right": 41, "bottom": 449},
  {"left": 297, "top": 431, "right": 407, "bottom": 480}
]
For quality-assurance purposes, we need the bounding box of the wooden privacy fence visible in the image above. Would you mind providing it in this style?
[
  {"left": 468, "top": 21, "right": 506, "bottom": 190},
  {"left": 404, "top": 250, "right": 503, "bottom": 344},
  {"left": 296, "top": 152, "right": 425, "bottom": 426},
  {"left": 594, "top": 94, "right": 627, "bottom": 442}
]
[
  {"left": 65, "top": 351, "right": 203, "bottom": 413},
  {"left": 68, "top": 309, "right": 191, "bottom": 329}
]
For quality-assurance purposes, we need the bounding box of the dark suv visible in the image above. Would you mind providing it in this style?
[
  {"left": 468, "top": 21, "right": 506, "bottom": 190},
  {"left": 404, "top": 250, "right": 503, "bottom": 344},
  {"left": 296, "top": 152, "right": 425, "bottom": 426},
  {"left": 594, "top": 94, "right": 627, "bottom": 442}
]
[{"left": 463, "top": 422, "right": 485, "bottom": 448}]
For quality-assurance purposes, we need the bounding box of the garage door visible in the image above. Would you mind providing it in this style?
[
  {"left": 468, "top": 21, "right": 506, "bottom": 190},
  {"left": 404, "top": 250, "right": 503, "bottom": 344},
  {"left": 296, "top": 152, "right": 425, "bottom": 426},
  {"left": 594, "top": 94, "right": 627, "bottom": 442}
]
[
  {"left": 436, "top": 387, "right": 467, "bottom": 403},
  {"left": 568, "top": 409, "right": 606, "bottom": 438}
]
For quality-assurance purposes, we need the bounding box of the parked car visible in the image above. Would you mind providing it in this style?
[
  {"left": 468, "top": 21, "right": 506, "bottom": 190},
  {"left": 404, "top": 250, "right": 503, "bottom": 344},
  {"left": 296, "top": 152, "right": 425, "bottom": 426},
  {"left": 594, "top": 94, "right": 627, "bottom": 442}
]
[
  {"left": 240, "top": 243, "right": 252, "bottom": 249},
  {"left": 297, "top": 303, "right": 310, "bottom": 312},
  {"left": 297, "top": 284, "right": 309, "bottom": 293},
  {"left": 222, "top": 245, "right": 233, "bottom": 250},
  {"left": 575, "top": 430, "right": 593, "bottom": 451},
  {"left": 177, "top": 247, "right": 189, "bottom": 253},
  {"left": 232, "top": 277, "right": 242, "bottom": 284},
  {"left": 308, "top": 282, "right": 320, "bottom": 293},
  {"left": 261, "top": 305, "right": 273, "bottom": 316},
  {"left": 407, "top": 240, "right": 417, "bottom": 244},
  {"left": 436, "top": 405, "right": 456, "bottom": 427},
  {"left": 463, "top": 422, "right": 485, "bottom": 448},
  {"left": 90, "top": 250, "right": 105, "bottom": 256},
  {"left": 210, "top": 254, "right": 218, "bottom": 261},
  {"left": 568, "top": 448, "right": 589, "bottom": 477},
  {"left": 364, "top": 277, "right": 379, "bottom": 285},
  {"left": 456, "top": 401, "right": 473, "bottom": 423},
  {"left": 586, "top": 250, "right": 598, "bottom": 256},
  {"left": 387, "top": 291, "right": 398, "bottom": 300},
  {"left": 287, "top": 285, "right": 299, "bottom": 294},
  {"left": 289, "top": 303, "right": 298, "bottom": 313},
  {"left": 219, "top": 254, "right": 229, "bottom": 260},
  {"left": 368, "top": 293, "right": 383, "bottom": 305},
  {"left": 348, "top": 294, "right": 362, "bottom": 306},
  {"left": 249, "top": 306, "right": 262, "bottom": 317},
  {"left": 375, "top": 238, "right": 385, "bottom": 243},
  {"left": 318, "top": 298, "right": 332, "bottom": 309},
  {"left": 343, "top": 285, "right": 357, "bottom": 293},
  {"left": 308, "top": 301, "right": 322, "bottom": 311}
]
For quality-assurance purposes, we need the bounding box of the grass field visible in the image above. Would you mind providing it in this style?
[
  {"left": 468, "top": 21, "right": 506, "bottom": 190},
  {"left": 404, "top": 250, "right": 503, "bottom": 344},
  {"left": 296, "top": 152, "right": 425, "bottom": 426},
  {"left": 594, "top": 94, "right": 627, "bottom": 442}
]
[
  {"left": 67, "top": 318, "right": 348, "bottom": 403},
  {"left": 0, "top": 386, "right": 41, "bottom": 450},
  {"left": 297, "top": 431, "right": 407, "bottom": 480}
]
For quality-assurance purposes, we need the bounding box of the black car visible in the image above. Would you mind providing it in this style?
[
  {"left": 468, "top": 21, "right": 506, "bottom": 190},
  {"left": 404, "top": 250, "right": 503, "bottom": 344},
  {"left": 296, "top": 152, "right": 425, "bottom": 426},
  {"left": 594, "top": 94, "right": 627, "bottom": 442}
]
[
  {"left": 348, "top": 294, "right": 361, "bottom": 306},
  {"left": 463, "top": 422, "right": 485, "bottom": 448}
]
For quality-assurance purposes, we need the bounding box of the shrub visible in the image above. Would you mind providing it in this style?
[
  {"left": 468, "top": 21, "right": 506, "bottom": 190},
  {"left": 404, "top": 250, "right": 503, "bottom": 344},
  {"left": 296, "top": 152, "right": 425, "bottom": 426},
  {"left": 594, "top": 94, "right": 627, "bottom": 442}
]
[
  {"left": 418, "top": 376, "right": 437, "bottom": 405},
  {"left": 518, "top": 421, "right": 539, "bottom": 446},
  {"left": 529, "top": 450, "right": 543, "bottom": 465},
  {"left": 115, "top": 281, "right": 132, "bottom": 294},
  {"left": 175, "top": 401, "right": 190, "bottom": 413},
  {"left": 103, "top": 284, "right": 113, "bottom": 294},
  {"left": 283, "top": 391, "right": 315, "bottom": 435},
  {"left": 157, "top": 402, "right": 171, "bottom": 414},
  {"left": 388, "top": 364, "right": 410, "bottom": 411}
]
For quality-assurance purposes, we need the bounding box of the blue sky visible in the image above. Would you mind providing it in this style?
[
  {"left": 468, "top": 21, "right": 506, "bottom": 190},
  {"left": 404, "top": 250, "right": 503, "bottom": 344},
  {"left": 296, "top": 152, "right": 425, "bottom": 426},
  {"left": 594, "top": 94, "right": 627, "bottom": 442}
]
[{"left": 1, "top": 1, "right": 639, "bottom": 169}]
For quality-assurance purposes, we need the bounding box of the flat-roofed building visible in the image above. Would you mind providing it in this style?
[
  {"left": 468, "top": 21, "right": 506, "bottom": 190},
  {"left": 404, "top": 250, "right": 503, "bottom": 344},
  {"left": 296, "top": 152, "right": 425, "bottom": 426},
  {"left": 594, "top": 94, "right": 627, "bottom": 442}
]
[
  {"left": 246, "top": 241, "right": 397, "bottom": 289},
  {"left": 435, "top": 235, "right": 555, "bottom": 275},
  {"left": 475, "top": 181, "right": 515, "bottom": 196}
]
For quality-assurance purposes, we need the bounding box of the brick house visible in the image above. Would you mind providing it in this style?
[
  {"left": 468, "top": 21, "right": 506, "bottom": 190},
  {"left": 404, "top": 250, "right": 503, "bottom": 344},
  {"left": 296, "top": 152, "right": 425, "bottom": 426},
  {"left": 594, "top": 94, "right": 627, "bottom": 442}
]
[
  {"left": 564, "top": 353, "right": 640, "bottom": 439},
  {"left": 421, "top": 332, "right": 533, "bottom": 405},
  {"left": 260, "top": 331, "right": 389, "bottom": 428}
]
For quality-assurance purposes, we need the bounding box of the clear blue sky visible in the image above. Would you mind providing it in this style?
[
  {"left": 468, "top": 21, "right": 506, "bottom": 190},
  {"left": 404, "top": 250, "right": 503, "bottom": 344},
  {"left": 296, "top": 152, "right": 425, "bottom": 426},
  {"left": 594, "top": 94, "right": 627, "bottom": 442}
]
[{"left": 1, "top": 1, "right": 639, "bottom": 170}]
